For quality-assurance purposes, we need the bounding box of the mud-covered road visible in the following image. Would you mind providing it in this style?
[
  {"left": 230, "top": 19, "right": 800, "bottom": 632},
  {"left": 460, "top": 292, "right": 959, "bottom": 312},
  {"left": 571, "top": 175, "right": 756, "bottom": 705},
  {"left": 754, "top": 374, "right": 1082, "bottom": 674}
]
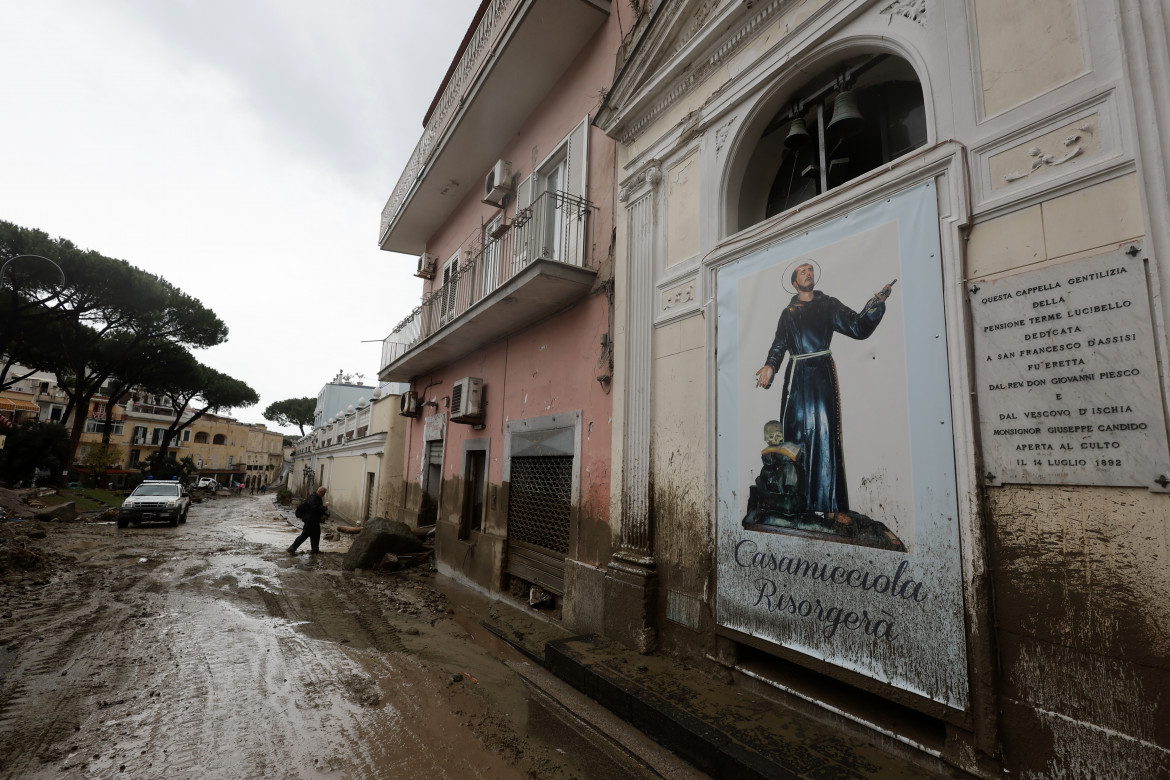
[{"left": 0, "top": 493, "right": 580, "bottom": 779}]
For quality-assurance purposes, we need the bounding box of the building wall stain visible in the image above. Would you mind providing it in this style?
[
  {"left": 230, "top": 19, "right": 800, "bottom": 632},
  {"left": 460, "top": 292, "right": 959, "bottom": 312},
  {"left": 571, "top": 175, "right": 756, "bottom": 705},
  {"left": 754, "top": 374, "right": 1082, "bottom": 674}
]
[
  {"left": 652, "top": 453, "right": 715, "bottom": 658},
  {"left": 988, "top": 484, "right": 1170, "bottom": 777}
]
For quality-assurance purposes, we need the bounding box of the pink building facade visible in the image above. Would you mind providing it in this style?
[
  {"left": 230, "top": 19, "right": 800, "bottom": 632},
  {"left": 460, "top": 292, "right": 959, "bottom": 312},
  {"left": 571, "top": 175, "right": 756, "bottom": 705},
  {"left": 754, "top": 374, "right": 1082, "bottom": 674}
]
[{"left": 379, "top": 0, "right": 625, "bottom": 626}]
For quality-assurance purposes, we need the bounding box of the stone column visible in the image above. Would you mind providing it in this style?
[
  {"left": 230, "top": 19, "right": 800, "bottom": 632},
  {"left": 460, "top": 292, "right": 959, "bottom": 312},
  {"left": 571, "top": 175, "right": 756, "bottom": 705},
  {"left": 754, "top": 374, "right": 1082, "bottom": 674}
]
[{"left": 605, "top": 164, "right": 661, "bottom": 653}]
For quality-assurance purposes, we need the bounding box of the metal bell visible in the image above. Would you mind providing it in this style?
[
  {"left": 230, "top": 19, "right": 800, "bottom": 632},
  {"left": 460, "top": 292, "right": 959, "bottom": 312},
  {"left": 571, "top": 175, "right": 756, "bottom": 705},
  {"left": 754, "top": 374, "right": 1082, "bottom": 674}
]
[
  {"left": 783, "top": 116, "right": 810, "bottom": 149},
  {"left": 826, "top": 90, "right": 864, "bottom": 137}
]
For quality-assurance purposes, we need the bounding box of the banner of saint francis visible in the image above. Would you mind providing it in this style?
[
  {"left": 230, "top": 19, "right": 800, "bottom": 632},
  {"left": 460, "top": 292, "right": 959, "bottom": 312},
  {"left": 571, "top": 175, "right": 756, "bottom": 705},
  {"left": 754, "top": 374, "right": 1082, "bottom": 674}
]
[{"left": 715, "top": 181, "right": 969, "bottom": 710}]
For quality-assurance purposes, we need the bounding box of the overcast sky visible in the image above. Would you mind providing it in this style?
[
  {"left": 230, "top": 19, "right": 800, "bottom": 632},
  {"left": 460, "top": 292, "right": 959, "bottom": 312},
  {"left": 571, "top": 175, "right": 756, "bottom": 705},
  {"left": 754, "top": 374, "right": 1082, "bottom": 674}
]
[{"left": 0, "top": 0, "right": 481, "bottom": 436}]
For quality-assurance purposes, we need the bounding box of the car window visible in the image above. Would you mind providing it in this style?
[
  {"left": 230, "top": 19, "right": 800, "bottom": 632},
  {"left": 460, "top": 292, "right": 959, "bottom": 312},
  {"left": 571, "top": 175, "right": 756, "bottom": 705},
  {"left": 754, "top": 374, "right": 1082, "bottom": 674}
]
[{"left": 133, "top": 484, "right": 180, "bottom": 496}]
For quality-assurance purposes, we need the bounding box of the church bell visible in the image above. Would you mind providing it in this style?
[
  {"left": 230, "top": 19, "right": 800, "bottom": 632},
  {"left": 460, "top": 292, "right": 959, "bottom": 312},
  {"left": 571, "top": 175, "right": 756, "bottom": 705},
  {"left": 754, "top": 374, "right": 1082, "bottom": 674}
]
[
  {"left": 783, "top": 116, "right": 810, "bottom": 149},
  {"left": 826, "top": 89, "right": 864, "bottom": 138}
]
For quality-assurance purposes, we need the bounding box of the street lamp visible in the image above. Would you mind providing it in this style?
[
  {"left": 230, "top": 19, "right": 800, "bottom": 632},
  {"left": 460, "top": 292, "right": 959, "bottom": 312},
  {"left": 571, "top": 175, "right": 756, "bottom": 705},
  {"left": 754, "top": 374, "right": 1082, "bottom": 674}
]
[{"left": 0, "top": 254, "right": 66, "bottom": 289}]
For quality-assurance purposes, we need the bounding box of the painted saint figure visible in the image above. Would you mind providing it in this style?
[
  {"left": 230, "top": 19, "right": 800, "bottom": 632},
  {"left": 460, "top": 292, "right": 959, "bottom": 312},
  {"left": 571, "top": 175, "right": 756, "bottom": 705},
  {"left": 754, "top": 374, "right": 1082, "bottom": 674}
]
[{"left": 754, "top": 262, "right": 893, "bottom": 521}]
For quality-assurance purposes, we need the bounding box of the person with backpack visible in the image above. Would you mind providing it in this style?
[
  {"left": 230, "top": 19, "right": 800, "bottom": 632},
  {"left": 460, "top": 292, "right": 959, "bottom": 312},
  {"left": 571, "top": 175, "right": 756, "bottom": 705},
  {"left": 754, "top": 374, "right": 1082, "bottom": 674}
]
[{"left": 288, "top": 486, "right": 329, "bottom": 556}]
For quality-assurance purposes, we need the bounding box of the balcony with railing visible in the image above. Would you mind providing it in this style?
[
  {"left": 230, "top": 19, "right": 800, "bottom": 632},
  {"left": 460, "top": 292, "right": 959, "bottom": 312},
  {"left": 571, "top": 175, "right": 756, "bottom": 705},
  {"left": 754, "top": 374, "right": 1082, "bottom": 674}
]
[
  {"left": 380, "top": 190, "right": 598, "bottom": 382},
  {"left": 378, "top": 0, "right": 611, "bottom": 254}
]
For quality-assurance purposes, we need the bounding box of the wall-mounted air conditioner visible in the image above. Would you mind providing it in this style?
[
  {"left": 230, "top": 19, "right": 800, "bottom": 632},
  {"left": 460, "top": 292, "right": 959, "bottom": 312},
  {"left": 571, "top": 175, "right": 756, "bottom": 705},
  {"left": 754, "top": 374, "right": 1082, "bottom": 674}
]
[
  {"left": 414, "top": 253, "right": 437, "bottom": 280},
  {"left": 450, "top": 377, "right": 484, "bottom": 423},
  {"left": 399, "top": 390, "right": 420, "bottom": 418},
  {"left": 482, "top": 160, "right": 514, "bottom": 207}
]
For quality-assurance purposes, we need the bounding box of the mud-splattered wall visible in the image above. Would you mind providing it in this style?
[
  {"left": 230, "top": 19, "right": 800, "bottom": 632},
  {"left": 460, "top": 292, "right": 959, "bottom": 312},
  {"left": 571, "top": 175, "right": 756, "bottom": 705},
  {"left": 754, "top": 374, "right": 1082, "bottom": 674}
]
[
  {"left": 651, "top": 313, "right": 714, "bottom": 655},
  {"left": 988, "top": 485, "right": 1170, "bottom": 777}
]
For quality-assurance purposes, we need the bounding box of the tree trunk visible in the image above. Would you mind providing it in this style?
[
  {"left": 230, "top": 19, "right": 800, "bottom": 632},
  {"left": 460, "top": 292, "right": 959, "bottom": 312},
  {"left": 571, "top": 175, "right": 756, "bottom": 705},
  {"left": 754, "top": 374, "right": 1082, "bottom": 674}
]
[{"left": 60, "top": 406, "right": 87, "bottom": 488}]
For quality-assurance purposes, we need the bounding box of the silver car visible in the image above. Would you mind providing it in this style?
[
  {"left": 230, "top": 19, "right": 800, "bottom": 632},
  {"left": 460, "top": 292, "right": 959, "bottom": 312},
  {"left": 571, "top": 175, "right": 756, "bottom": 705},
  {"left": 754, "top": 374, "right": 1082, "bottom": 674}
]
[{"left": 117, "top": 481, "right": 191, "bottom": 528}]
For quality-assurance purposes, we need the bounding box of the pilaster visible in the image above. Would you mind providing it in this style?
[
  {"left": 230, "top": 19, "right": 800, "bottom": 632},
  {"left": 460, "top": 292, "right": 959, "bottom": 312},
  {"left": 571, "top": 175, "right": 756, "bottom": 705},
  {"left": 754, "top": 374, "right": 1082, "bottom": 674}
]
[{"left": 605, "top": 163, "right": 662, "bottom": 653}]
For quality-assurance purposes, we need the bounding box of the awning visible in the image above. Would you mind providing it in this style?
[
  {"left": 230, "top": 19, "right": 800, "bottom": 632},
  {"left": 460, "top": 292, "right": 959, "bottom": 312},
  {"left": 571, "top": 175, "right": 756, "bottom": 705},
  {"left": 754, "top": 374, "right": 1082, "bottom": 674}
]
[{"left": 0, "top": 397, "right": 40, "bottom": 413}]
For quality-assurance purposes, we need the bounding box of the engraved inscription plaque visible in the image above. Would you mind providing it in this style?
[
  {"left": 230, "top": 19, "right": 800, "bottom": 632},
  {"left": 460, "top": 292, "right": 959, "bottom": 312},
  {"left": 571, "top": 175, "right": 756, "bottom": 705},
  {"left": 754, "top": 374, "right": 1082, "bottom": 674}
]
[{"left": 970, "top": 246, "right": 1170, "bottom": 489}]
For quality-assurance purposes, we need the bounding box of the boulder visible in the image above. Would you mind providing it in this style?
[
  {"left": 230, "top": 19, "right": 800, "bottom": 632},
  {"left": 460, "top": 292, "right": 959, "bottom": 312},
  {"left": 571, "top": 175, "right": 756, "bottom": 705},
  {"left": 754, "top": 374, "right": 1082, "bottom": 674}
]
[{"left": 342, "top": 516, "right": 423, "bottom": 571}]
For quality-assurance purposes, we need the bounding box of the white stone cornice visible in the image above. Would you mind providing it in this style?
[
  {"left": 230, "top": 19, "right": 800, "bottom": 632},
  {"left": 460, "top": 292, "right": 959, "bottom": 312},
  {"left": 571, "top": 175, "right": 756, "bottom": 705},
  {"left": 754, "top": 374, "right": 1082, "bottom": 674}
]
[{"left": 611, "top": 0, "right": 797, "bottom": 146}]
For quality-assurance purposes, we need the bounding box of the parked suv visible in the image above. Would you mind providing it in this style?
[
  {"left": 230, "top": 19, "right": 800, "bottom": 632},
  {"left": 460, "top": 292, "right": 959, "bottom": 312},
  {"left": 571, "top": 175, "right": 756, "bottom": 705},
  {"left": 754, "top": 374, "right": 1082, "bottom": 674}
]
[{"left": 117, "top": 481, "right": 191, "bottom": 528}]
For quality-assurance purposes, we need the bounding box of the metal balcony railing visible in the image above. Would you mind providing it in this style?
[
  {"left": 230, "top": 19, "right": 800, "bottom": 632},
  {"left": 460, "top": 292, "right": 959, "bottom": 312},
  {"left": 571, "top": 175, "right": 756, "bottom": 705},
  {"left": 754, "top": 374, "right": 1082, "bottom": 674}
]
[
  {"left": 380, "top": 0, "right": 517, "bottom": 244},
  {"left": 382, "top": 190, "right": 596, "bottom": 369}
]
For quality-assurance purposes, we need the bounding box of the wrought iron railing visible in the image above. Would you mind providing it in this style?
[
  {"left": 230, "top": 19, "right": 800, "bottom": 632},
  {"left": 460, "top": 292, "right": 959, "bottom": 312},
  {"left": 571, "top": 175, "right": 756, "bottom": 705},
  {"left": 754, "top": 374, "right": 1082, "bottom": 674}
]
[
  {"left": 381, "top": 190, "right": 595, "bottom": 370},
  {"left": 380, "top": 0, "right": 517, "bottom": 245}
]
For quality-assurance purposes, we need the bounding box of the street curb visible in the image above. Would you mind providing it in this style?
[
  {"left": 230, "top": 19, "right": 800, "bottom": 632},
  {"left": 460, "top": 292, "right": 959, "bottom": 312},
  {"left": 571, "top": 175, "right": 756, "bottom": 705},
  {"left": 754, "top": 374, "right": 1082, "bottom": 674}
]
[{"left": 509, "top": 658, "right": 708, "bottom": 780}]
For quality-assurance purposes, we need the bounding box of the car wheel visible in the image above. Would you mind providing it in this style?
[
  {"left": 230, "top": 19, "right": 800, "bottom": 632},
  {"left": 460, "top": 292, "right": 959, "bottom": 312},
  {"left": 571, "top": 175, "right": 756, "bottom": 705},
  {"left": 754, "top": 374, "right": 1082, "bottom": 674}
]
[
  {"left": 179, "top": 507, "right": 188, "bottom": 524},
  {"left": 169, "top": 515, "right": 179, "bottom": 527},
  {"left": 117, "top": 517, "right": 129, "bottom": 529}
]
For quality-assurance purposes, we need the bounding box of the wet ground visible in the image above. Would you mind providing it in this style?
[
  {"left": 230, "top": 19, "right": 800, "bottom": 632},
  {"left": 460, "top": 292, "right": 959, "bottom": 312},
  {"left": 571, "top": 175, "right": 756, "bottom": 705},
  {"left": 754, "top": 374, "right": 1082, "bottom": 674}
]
[{"left": 0, "top": 493, "right": 581, "bottom": 779}]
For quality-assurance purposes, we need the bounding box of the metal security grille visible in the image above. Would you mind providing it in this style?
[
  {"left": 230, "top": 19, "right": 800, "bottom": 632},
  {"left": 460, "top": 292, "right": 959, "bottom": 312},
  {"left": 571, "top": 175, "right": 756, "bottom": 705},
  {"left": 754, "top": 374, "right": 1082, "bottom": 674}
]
[{"left": 506, "top": 456, "right": 572, "bottom": 555}]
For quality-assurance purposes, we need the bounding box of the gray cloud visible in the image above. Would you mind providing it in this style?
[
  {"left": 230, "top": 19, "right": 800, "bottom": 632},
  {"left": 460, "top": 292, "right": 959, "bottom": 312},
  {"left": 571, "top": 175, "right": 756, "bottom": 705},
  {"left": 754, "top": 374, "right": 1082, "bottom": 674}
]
[{"left": 105, "top": 0, "right": 479, "bottom": 194}]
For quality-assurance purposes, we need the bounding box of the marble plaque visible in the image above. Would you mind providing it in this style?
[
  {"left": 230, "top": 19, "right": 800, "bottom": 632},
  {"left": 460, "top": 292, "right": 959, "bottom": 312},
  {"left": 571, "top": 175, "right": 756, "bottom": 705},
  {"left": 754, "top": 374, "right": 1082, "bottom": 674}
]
[{"left": 970, "top": 246, "right": 1170, "bottom": 489}]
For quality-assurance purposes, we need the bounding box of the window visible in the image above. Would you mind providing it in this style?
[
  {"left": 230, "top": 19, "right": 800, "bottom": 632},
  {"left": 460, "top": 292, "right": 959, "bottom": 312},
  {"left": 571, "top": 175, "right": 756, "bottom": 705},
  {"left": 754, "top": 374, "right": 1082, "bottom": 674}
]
[
  {"left": 194, "top": 431, "right": 209, "bottom": 444},
  {"left": 129, "top": 449, "right": 140, "bottom": 466},
  {"left": 537, "top": 152, "right": 568, "bottom": 261},
  {"left": 515, "top": 117, "right": 589, "bottom": 268},
  {"left": 735, "top": 54, "right": 926, "bottom": 230},
  {"left": 228, "top": 455, "right": 234, "bottom": 466},
  {"left": 439, "top": 251, "right": 460, "bottom": 325},
  {"left": 213, "top": 434, "right": 227, "bottom": 445},
  {"left": 482, "top": 216, "right": 503, "bottom": 296},
  {"left": 84, "top": 419, "right": 124, "bottom": 435},
  {"left": 183, "top": 429, "right": 191, "bottom": 442}
]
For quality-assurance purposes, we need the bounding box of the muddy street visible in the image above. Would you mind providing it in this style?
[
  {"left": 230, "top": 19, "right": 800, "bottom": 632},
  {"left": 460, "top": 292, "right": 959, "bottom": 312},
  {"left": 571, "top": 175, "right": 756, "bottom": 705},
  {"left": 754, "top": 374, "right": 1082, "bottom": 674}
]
[{"left": 0, "top": 493, "right": 580, "bottom": 779}]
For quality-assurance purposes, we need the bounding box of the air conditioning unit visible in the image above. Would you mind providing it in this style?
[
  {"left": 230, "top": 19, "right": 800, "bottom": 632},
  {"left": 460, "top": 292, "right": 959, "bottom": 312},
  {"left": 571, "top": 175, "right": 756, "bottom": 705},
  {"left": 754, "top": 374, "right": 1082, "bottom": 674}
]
[
  {"left": 450, "top": 377, "right": 484, "bottom": 423},
  {"left": 398, "top": 390, "right": 420, "bottom": 418},
  {"left": 414, "top": 253, "right": 437, "bottom": 280},
  {"left": 482, "top": 160, "right": 514, "bottom": 207}
]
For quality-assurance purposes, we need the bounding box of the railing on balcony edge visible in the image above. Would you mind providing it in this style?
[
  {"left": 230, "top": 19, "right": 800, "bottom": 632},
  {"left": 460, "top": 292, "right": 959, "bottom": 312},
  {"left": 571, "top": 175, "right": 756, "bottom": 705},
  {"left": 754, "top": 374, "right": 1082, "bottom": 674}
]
[{"left": 381, "top": 190, "right": 596, "bottom": 370}]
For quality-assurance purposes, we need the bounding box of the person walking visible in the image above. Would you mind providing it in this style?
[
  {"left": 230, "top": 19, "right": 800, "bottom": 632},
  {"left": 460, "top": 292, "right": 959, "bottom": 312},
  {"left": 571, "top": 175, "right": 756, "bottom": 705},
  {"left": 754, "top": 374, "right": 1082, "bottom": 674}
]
[{"left": 288, "top": 486, "right": 328, "bottom": 555}]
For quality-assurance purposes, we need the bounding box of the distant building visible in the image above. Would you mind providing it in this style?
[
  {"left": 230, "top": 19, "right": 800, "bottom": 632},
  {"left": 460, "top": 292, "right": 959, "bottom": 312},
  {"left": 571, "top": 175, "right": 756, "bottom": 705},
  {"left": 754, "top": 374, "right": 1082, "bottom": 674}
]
[
  {"left": 289, "top": 383, "right": 406, "bottom": 523},
  {"left": 314, "top": 372, "right": 375, "bottom": 428}
]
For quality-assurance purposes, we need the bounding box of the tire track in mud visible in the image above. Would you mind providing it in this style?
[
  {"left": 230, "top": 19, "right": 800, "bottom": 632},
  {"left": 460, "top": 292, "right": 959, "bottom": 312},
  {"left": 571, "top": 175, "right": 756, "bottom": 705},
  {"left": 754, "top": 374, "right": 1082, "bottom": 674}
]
[
  {"left": 0, "top": 566, "right": 162, "bottom": 778},
  {"left": 2, "top": 501, "right": 578, "bottom": 780}
]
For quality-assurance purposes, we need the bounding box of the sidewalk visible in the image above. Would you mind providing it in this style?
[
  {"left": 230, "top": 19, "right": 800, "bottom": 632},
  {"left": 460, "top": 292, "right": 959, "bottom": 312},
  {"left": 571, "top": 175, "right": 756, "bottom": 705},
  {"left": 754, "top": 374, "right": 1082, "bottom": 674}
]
[{"left": 432, "top": 572, "right": 965, "bottom": 780}]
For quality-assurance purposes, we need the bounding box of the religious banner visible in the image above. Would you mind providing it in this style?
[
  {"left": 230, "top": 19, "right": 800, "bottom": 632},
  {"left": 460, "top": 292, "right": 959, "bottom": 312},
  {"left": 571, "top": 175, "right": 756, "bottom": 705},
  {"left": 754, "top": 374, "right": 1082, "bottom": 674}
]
[{"left": 715, "top": 181, "right": 969, "bottom": 710}]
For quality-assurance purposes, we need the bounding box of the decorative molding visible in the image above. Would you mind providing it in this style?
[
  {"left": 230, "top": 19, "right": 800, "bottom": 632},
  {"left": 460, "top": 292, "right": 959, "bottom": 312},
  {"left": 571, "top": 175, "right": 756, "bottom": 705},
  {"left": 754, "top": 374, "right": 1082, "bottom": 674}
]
[
  {"left": 617, "top": 0, "right": 794, "bottom": 145},
  {"left": 970, "top": 93, "right": 1121, "bottom": 212},
  {"left": 619, "top": 164, "right": 663, "bottom": 202},
  {"left": 669, "top": 0, "right": 723, "bottom": 61},
  {"left": 880, "top": 0, "right": 926, "bottom": 26},
  {"left": 662, "top": 282, "right": 696, "bottom": 310},
  {"left": 1002, "top": 124, "right": 1094, "bottom": 182},
  {"left": 714, "top": 118, "right": 735, "bottom": 160}
]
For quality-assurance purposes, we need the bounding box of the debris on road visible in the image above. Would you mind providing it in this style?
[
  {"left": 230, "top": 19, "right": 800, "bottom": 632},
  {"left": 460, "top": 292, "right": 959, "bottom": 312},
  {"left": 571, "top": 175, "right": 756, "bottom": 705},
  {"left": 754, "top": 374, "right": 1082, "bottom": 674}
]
[{"left": 342, "top": 516, "right": 425, "bottom": 571}]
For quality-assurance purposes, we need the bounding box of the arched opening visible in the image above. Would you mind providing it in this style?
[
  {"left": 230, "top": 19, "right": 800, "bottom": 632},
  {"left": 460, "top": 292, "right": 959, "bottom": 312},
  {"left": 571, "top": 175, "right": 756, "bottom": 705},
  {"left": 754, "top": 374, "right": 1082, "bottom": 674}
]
[
  {"left": 194, "top": 431, "right": 209, "bottom": 444},
  {"left": 213, "top": 434, "right": 227, "bottom": 446},
  {"left": 733, "top": 53, "right": 926, "bottom": 232}
]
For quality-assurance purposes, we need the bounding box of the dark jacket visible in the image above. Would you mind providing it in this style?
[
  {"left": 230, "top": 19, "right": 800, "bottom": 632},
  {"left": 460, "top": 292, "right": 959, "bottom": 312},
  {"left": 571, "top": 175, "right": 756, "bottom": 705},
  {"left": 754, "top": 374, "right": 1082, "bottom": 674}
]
[{"left": 304, "top": 493, "right": 328, "bottom": 524}]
